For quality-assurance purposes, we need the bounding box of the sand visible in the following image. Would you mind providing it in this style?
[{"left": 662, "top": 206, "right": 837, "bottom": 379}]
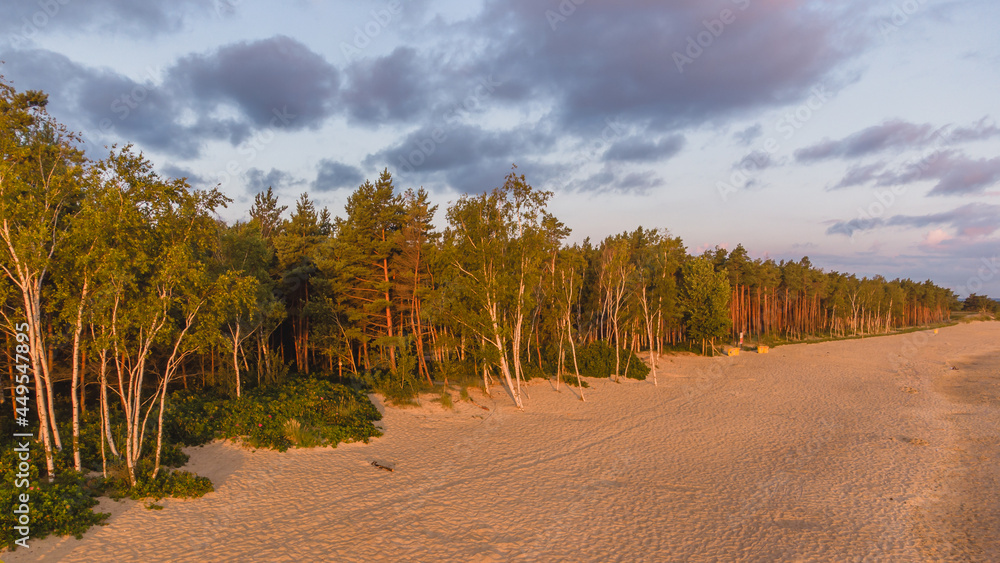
[{"left": 6, "top": 322, "right": 999, "bottom": 562}]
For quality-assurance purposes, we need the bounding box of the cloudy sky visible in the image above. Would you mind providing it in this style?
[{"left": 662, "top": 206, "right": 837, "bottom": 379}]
[{"left": 1, "top": 0, "right": 998, "bottom": 296}]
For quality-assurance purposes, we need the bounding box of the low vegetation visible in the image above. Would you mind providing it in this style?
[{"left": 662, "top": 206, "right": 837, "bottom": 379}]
[{"left": 166, "top": 377, "right": 382, "bottom": 451}]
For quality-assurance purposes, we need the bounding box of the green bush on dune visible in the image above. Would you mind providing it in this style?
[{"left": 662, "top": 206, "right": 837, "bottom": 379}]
[
  {"left": 0, "top": 449, "right": 109, "bottom": 549},
  {"left": 104, "top": 462, "right": 214, "bottom": 501},
  {"left": 575, "top": 340, "right": 650, "bottom": 380},
  {"left": 166, "top": 377, "right": 383, "bottom": 451}
]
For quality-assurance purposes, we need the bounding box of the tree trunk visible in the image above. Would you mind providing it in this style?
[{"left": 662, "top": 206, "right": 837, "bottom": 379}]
[
  {"left": 21, "top": 285, "right": 57, "bottom": 479},
  {"left": 231, "top": 323, "right": 242, "bottom": 398},
  {"left": 69, "top": 279, "right": 89, "bottom": 471}
]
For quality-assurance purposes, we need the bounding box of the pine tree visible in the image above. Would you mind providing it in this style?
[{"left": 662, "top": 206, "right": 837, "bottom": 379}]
[
  {"left": 335, "top": 170, "right": 406, "bottom": 372},
  {"left": 274, "top": 193, "right": 322, "bottom": 373},
  {"left": 681, "top": 257, "right": 732, "bottom": 355}
]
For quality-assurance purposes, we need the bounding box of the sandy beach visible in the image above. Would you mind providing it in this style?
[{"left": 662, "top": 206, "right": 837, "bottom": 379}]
[{"left": 7, "top": 322, "right": 999, "bottom": 562}]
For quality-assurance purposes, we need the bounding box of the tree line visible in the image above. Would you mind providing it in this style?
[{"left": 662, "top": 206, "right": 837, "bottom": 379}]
[{"left": 1, "top": 79, "right": 959, "bottom": 482}]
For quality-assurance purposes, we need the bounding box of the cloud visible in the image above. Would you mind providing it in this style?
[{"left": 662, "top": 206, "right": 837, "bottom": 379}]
[
  {"left": 245, "top": 167, "right": 303, "bottom": 195},
  {"left": 735, "top": 150, "right": 777, "bottom": 172},
  {"left": 618, "top": 170, "right": 664, "bottom": 193},
  {"left": 466, "top": 0, "right": 869, "bottom": 133},
  {"left": 875, "top": 150, "right": 1000, "bottom": 196},
  {"left": 827, "top": 203, "right": 1000, "bottom": 237},
  {"left": 733, "top": 124, "right": 763, "bottom": 145},
  {"left": 0, "top": 49, "right": 212, "bottom": 157},
  {"left": 365, "top": 123, "right": 555, "bottom": 185},
  {"left": 434, "top": 159, "right": 563, "bottom": 195},
  {"left": 603, "top": 134, "right": 685, "bottom": 163},
  {"left": 574, "top": 165, "right": 662, "bottom": 194},
  {"left": 169, "top": 35, "right": 340, "bottom": 129},
  {"left": 341, "top": 47, "right": 430, "bottom": 124},
  {"left": 797, "top": 117, "right": 1000, "bottom": 163},
  {"left": 795, "top": 119, "right": 937, "bottom": 161},
  {"left": 946, "top": 117, "right": 1000, "bottom": 143},
  {"left": 313, "top": 160, "right": 364, "bottom": 192},
  {"left": 922, "top": 228, "right": 952, "bottom": 248},
  {"left": 828, "top": 162, "right": 885, "bottom": 190},
  {"left": 826, "top": 217, "right": 883, "bottom": 237},
  {"left": 161, "top": 164, "right": 208, "bottom": 187},
  {"left": 0, "top": 0, "right": 211, "bottom": 41},
  {"left": 914, "top": 238, "right": 1000, "bottom": 297},
  {"left": 3, "top": 0, "right": 942, "bottom": 197},
  {"left": 1, "top": 37, "right": 339, "bottom": 158}
]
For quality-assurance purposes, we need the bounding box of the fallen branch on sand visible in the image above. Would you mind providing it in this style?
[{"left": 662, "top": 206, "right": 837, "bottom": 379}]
[{"left": 371, "top": 461, "right": 394, "bottom": 472}]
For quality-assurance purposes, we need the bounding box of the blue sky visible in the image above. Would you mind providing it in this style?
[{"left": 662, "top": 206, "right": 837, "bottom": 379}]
[{"left": 1, "top": 0, "right": 998, "bottom": 296}]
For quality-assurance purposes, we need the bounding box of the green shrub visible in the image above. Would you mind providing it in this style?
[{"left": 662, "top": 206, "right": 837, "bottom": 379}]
[
  {"left": 166, "top": 377, "right": 383, "bottom": 452},
  {"left": 164, "top": 389, "right": 227, "bottom": 447},
  {"left": 432, "top": 358, "right": 482, "bottom": 388},
  {"left": 261, "top": 350, "right": 290, "bottom": 386},
  {"left": 0, "top": 449, "right": 109, "bottom": 550},
  {"left": 362, "top": 367, "right": 423, "bottom": 406},
  {"left": 438, "top": 390, "right": 454, "bottom": 410},
  {"left": 105, "top": 461, "right": 213, "bottom": 501},
  {"left": 157, "top": 443, "right": 191, "bottom": 468},
  {"left": 556, "top": 374, "right": 590, "bottom": 388},
  {"left": 575, "top": 340, "right": 649, "bottom": 380},
  {"left": 283, "top": 419, "right": 321, "bottom": 448},
  {"left": 520, "top": 362, "right": 550, "bottom": 381}
]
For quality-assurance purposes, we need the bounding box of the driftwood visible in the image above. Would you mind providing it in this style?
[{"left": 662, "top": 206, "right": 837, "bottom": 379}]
[{"left": 371, "top": 460, "right": 394, "bottom": 472}]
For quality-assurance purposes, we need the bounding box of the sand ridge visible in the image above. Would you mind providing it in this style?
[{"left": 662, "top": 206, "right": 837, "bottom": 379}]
[{"left": 6, "top": 322, "right": 999, "bottom": 562}]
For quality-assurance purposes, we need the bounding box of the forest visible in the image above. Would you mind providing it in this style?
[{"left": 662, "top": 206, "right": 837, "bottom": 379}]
[{"left": 0, "top": 79, "right": 964, "bottom": 544}]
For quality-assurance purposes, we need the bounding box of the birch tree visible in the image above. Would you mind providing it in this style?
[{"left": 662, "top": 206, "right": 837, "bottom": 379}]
[
  {"left": 0, "top": 81, "right": 84, "bottom": 477},
  {"left": 89, "top": 145, "right": 228, "bottom": 484},
  {"left": 598, "top": 235, "right": 636, "bottom": 381},
  {"left": 554, "top": 247, "right": 586, "bottom": 399},
  {"left": 443, "top": 168, "right": 565, "bottom": 408}
]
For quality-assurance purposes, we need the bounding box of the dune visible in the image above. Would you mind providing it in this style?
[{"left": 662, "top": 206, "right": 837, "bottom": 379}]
[{"left": 9, "top": 322, "right": 999, "bottom": 562}]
